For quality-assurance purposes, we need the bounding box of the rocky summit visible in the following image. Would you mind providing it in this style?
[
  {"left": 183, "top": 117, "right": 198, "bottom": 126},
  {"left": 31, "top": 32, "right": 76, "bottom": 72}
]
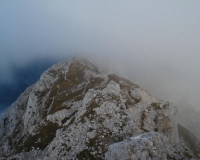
[{"left": 0, "top": 57, "right": 199, "bottom": 160}]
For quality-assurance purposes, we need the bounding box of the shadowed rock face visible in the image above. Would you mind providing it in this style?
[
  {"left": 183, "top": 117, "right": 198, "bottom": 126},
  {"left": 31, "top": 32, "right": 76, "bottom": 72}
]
[
  {"left": 0, "top": 57, "right": 197, "bottom": 159},
  {"left": 177, "top": 123, "right": 200, "bottom": 159}
]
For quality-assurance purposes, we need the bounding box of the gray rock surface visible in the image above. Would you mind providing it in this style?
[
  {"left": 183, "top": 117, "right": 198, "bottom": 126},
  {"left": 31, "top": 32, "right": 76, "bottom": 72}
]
[
  {"left": 0, "top": 57, "right": 197, "bottom": 159},
  {"left": 105, "top": 132, "right": 195, "bottom": 160}
]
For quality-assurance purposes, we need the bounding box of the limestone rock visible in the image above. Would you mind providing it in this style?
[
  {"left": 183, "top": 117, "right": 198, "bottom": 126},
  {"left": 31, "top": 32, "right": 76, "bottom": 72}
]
[
  {"left": 105, "top": 132, "right": 195, "bottom": 160},
  {"left": 130, "top": 89, "right": 142, "bottom": 102},
  {"left": 0, "top": 57, "right": 198, "bottom": 160}
]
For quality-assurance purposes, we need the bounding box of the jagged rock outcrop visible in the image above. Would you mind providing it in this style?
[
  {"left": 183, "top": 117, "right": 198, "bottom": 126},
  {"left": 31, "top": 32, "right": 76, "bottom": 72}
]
[{"left": 0, "top": 57, "right": 198, "bottom": 159}]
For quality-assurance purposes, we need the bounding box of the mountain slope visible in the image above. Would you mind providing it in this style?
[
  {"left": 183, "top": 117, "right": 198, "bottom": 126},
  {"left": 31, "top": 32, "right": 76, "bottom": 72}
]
[
  {"left": 178, "top": 123, "right": 200, "bottom": 158},
  {"left": 0, "top": 57, "right": 198, "bottom": 159},
  {"left": 0, "top": 58, "right": 61, "bottom": 114}
]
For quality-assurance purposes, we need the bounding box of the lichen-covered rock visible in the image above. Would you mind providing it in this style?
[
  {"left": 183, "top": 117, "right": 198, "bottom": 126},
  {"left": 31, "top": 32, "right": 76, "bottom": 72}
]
[
  {"left": 0, "top": 57, "right": 197, "bottom": 159},
  {"left": 105, "top": 132, "right": 170, "bottom": 160},
  {"left": 105, "top": 132, "right": 194, "bottom": 160}
]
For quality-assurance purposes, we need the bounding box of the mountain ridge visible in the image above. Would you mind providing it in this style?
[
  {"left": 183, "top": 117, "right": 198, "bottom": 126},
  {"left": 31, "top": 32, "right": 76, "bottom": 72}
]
[{"left": 0, "top": 57, "right": 199, "bottom": 159}]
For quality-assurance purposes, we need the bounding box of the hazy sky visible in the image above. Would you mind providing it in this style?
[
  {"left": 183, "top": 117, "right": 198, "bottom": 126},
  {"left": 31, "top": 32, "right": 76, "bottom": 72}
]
[{"left": 1, "top": 1, "right": 200, "bottom": 109}]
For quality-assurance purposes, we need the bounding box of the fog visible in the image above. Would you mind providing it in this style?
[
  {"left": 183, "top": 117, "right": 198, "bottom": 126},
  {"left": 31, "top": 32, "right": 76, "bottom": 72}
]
[{"left": 1, "top": 1, "right": 200, "bottom": 111}]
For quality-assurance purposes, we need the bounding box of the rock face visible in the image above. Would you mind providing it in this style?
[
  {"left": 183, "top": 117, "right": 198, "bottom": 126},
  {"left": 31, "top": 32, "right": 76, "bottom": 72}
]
[
  {"left": 0, "top": 57, "right": 198, "bottom": 159},
  {"left": 105, "top": 132, "right": 183, "bottom": 160}
]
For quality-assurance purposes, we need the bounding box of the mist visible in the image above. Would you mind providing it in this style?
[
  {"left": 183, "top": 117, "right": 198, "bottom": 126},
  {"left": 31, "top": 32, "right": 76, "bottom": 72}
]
[{"left": 1, "top": 0, "right": 200, "bottom": 112}]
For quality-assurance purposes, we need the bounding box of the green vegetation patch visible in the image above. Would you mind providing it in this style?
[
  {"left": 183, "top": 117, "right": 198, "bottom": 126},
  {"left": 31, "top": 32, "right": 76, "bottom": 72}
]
[
  {"left": 125, "top": 99, "right": 135, "bottom": 108},
  {"left": 48, "top": 89, "right": 84, "bottom": 115},
  {"left": 151, "top": 102, "right": 162, "bottom": 110},
  {"left": 35, "top": 89, "right": 49, "bottom": 100},
  {"left": 7, "top": 120, "right": 23, "bottom": 150},
  {"left": 62, "top": 110, "right": 78, "bottom": 124},
  {"left": 76, "top": 149, "right": 96, "bottom": 160},
  {"left": 150, "top": 102, "right": 169, "bottom": 110},
  {"left": 140, "top": 111, "right": 149, "bottom": 132},
  {"left": 167, "top": 154, "right": 176, "bottom": 160},
  {"left": 154, "top": 115, "right": 158, "bottom": 125},
  {"left": 86, "top": 77, "right": 104, "bottom": 91},
  {"left": 47, "top": 61, "right": 89, "bottom": 115},
  {"left": 49, "top": 76, "right": 65, "bottom": 98},
  {"left": 66, "top": 61, "right": 85, "bottom": 84},
  {"left": 15, "top": 121, "right": 61, "bottom": 153},
  {"left": 153, "top": 115, "right": 159, "bottom": 132},
  {"left": 108, "top": 74, "right": 139, "bottom": 88},
  {"left": 80, "top": 101, "right": 100, "bottom": 123}
]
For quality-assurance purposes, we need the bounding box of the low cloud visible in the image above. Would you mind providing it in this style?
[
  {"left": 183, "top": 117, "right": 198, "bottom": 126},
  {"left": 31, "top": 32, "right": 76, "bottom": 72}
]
[{"left": 1, "top": 0, "right": 200, "bottom": 110}]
